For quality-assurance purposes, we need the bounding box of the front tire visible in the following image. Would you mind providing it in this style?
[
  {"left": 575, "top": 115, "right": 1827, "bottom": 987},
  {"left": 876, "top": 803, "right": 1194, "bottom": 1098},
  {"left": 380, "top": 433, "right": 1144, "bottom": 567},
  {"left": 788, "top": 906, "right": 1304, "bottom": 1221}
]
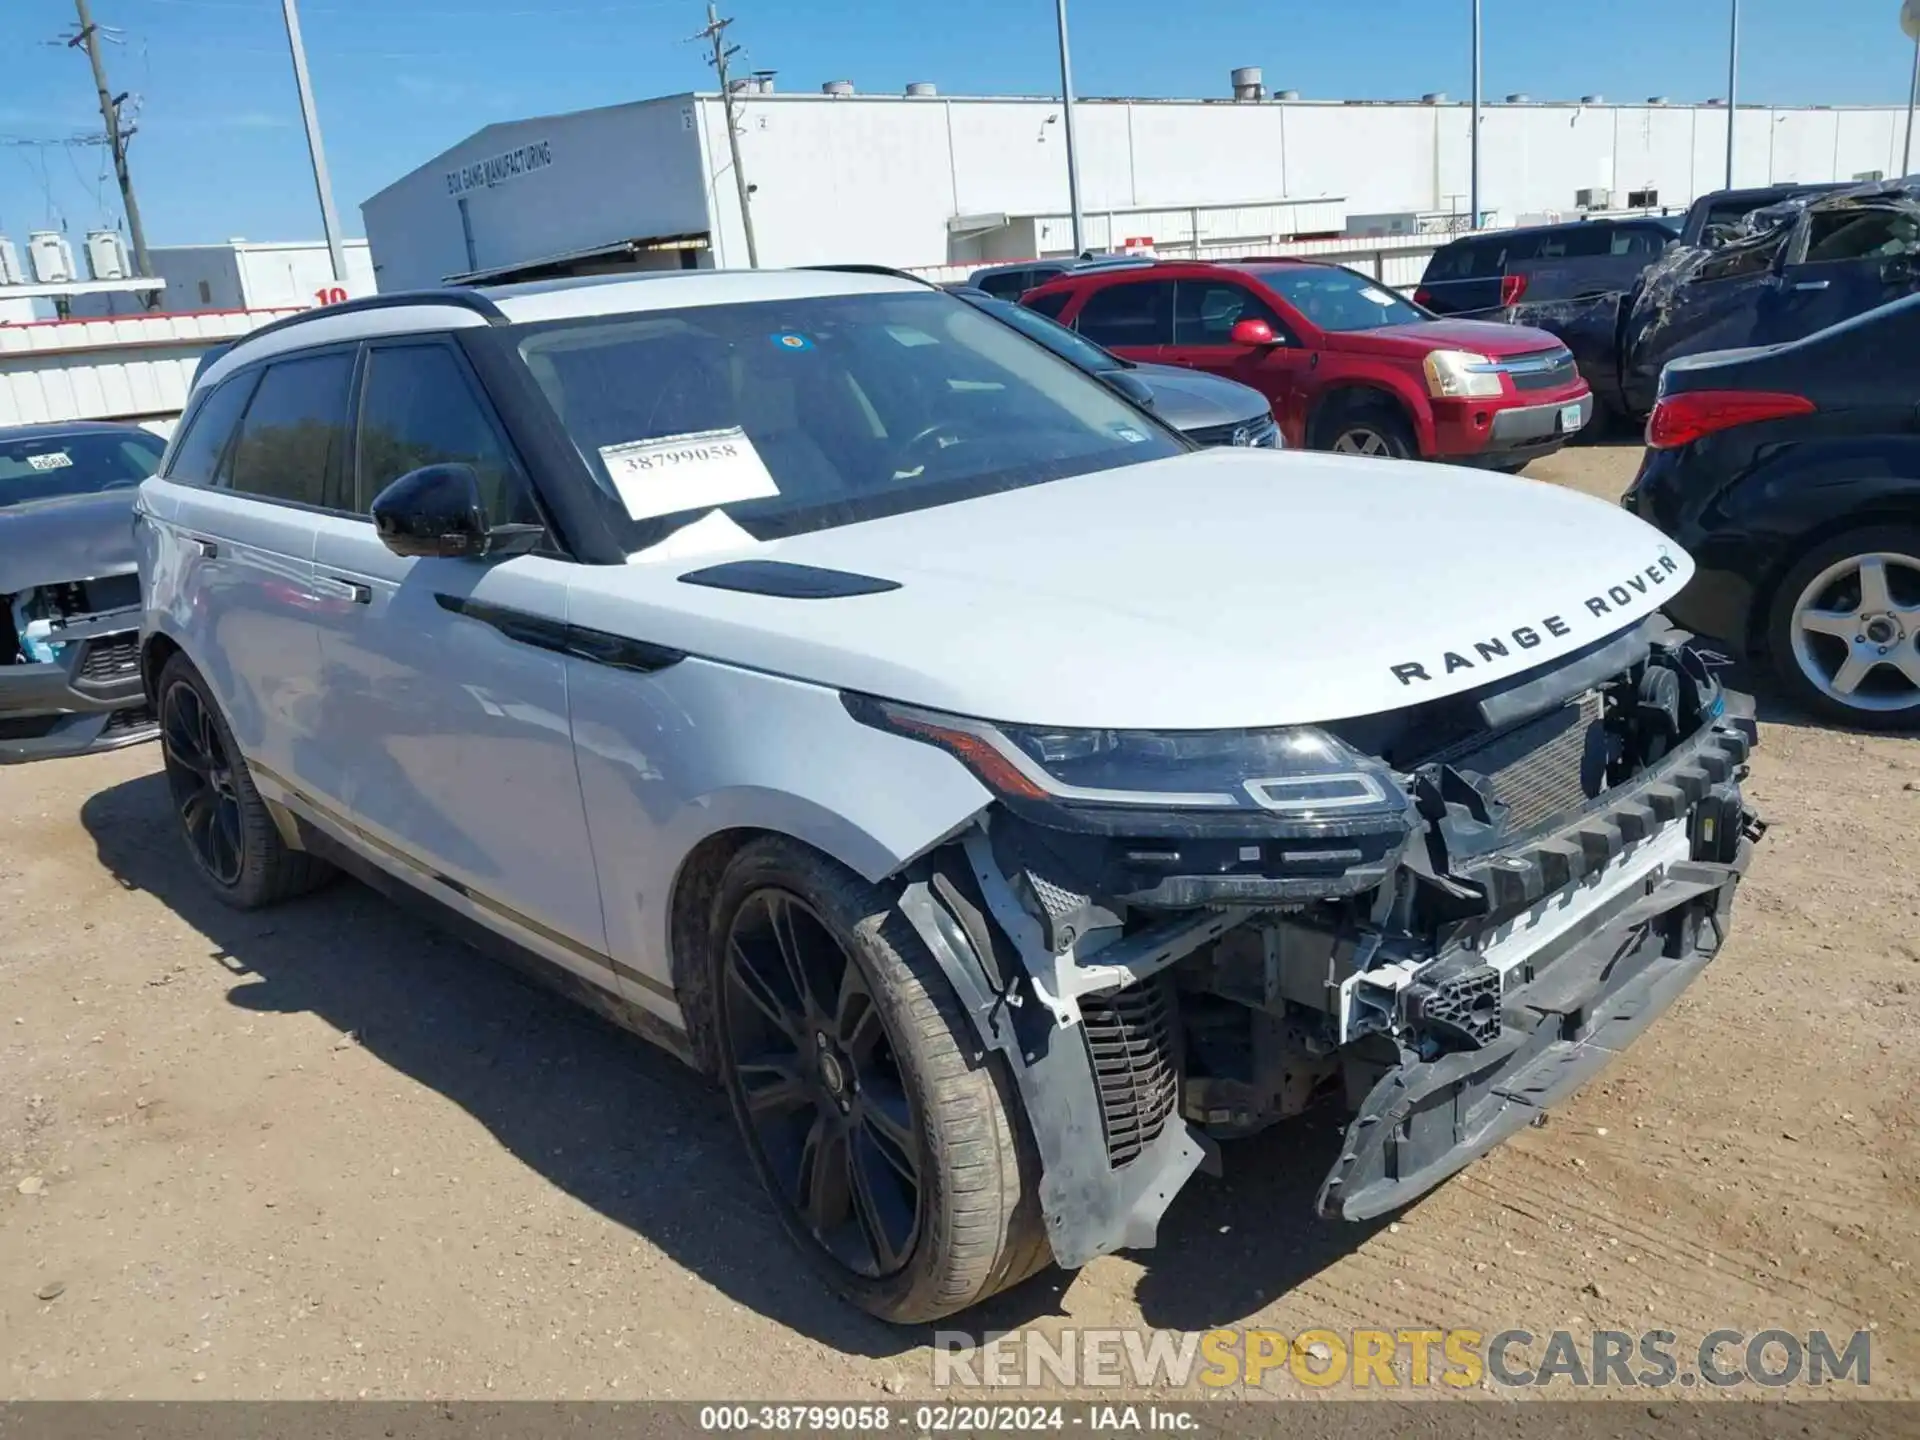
[
  {"left": 709, "top": 837, "right": 1049, "bottom": 1322},
  {"left": 1765, "top": 525, "right": 1920, "bottom": 730},
  {"left": 156, "top": 653, "right": 334, "bottom": 907},
  {"left": 1316, "top": 400, "right": 1418, "bottom": 460}
]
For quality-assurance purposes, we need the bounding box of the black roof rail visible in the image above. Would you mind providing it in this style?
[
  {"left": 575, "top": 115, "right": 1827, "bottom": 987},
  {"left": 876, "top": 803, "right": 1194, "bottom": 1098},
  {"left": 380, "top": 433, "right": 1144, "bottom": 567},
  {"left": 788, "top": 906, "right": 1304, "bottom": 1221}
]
[
  {"left": 229, "top": 288, "right": 511, "bottom": 352},
  {"left": 800, "top": 263, "right": 940, "bottom": 289}
]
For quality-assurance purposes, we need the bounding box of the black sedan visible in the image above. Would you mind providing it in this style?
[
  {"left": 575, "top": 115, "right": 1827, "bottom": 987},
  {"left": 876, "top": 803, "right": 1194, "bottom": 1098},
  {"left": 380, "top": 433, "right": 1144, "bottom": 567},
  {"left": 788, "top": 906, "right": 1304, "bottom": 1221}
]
[
  {"left": 1, "top": 420, "right": 165, "bottom": 761},
  {"left": 950, "top": 287, "right": 1281, "bottom": 447},
  {"left": 1624, "top": 292, "right": 1920, "bottom": 728}
]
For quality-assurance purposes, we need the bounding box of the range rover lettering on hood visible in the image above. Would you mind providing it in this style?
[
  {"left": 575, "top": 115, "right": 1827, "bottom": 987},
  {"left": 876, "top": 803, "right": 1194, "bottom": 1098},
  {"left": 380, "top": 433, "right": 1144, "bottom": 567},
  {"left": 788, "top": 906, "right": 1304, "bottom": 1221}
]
[{"left": 1390, "top": 553, "right": 1684, "bottom": 687}]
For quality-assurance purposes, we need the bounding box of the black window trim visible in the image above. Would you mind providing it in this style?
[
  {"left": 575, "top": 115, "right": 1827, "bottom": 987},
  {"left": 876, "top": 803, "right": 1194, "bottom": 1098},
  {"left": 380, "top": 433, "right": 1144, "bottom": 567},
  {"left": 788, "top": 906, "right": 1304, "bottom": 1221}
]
[
  {"left": 1070, "top": 275, "right": 1176, "bottom": 347},
  {"left": 346, "top": 332, "right": 566, "bottom": 558}
]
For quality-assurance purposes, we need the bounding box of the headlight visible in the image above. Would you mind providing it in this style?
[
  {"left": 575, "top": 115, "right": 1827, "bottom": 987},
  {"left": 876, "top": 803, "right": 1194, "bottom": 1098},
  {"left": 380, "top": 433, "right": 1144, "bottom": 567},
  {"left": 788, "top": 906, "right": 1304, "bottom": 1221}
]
[
  {"left": 1423, "top": 349, "right": 1505, "bottom": 399},
  {"left": 845, "top": 695, "right": 1409, "bottom": 833}
]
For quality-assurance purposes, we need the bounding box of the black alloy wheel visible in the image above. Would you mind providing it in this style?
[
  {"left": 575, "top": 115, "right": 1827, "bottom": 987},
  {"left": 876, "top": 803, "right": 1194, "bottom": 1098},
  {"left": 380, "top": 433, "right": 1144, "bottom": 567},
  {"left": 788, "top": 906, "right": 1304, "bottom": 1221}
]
[
  {"left": 721, "top": 888, "right": 923, "bottom": 1278},
  {"left": 161, "top": 675, "right": 245, "bottom": 887}
]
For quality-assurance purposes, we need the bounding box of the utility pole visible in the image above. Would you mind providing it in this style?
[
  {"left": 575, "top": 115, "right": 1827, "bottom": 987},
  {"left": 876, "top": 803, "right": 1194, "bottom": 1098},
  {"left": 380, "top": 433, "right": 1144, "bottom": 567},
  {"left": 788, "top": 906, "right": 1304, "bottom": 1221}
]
[
  {"left": 1903, "top": 0, "right": 1920, "bottom": 175},
  {"left": 1054, "top": 0, "right": 1086, "bottom": 256},
  {"left": 1469, "top": 0, "right": 1482, "bottom": 230},
  {"left": 281, "top": 0, "right": 346, "bottom": 283},
  {"left": 1725, "top": 0, "right": 1740, "bottom": 187},
  {"left": 69, "top": 0, "right": 149, "bottom": 276},
  {"left": 694, "top": 2, "right": 758, "bottom": 268}
]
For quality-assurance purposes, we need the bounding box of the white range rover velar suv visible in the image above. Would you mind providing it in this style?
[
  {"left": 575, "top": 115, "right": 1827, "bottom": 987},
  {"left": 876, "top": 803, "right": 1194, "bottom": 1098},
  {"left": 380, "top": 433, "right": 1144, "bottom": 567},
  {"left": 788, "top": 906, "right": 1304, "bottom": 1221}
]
[{"left": 132, "top": 268, "right": 1764, "bottom": 1323}]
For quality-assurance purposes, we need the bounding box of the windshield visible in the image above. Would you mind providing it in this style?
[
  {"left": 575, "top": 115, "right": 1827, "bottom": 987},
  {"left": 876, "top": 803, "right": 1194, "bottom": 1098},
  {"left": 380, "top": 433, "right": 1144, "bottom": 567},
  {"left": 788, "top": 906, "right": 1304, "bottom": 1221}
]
[
  {"left": 513, "top": 289, "right": 1185, "bottom": 547},
  {"left": 0, "top": 429, "right": 163, "bottom": 508},
  {"left": 962, "top": 292, "right": 1124, "bottom": 374},
  {"left": 1248, "top": 266, "right": 1425, "bottom": 331}
]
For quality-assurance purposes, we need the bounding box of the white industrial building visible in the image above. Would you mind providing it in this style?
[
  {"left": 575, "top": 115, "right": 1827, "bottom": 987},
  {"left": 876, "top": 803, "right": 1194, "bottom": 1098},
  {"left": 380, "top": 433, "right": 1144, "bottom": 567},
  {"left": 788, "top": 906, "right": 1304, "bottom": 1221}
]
[{"left": 360, "top": 78, "right": 1913, "bottom": 288}]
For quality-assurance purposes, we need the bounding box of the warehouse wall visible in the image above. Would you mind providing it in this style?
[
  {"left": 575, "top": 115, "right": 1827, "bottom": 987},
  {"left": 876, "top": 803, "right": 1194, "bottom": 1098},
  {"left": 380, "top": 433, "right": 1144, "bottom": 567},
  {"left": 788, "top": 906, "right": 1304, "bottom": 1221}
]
[
  {"left": 365, "top": 93, "right": 1912, "bottom": 284},
  {"left": 698, "top": 95, "right": 1910, "bottom": 271},
  {"left": 363, "top": 96, "right": 707, "bottom": 289}
]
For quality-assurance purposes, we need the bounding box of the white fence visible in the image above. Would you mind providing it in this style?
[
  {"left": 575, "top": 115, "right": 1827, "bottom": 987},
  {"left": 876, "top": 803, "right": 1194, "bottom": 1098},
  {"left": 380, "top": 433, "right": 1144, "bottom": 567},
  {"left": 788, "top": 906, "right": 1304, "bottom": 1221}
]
[{"left": 0, "top": 308, "right": 299, "bottom": 428}]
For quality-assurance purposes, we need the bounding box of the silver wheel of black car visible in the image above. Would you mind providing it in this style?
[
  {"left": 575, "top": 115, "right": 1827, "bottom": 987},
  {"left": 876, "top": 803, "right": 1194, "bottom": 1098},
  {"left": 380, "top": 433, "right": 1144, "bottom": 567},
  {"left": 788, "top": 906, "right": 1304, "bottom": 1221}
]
[
  {"left": 709, "top": 836, "right": 1050, "bottom": 1323},
  {"left": 155, "top": 653, "right": 334, "bottom": 907},
  {"left": 1767, "top": 526, "right": 1920, "bottom": 730}
]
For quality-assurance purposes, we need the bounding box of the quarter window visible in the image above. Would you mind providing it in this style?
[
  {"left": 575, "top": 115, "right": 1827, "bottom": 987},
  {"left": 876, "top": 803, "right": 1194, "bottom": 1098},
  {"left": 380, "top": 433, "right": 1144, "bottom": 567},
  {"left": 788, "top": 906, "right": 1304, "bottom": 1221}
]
[
  {"left": 354, "top": 344, "right": 538, "bottom": 524},
  {"left": 1072, "top": 280, "right": 1175, "bottom": 347},
  {"left": 224, "top": 353, "right": 353, "bottom": 507}
]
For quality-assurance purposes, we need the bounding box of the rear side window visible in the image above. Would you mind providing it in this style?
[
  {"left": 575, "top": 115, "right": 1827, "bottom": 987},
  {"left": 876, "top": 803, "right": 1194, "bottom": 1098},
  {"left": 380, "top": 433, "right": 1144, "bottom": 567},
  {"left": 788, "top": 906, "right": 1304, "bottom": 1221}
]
[
  {"left": 354, "top": 344, "right": 539, "bottom": 524},
  {"left": 974, "top": 269, "right": 1032, "bottom": 300},
  {"left": 1611, "top": 226, "right": 1669, "bottom": 257},
  {"left": 1073, "top": 280, "right": 1174, "bottom": 347},
  {"left": 1424, "top": 237, "right": 1515, "bottom": 280},
  {"left": 1022, "top": 289, "right": 1070, "bottom": 320},
  {"left": 1533, "top": 227, "right": 1612, "bottom": 259},
  {"left": 224, "top": 352, "right": 354, "bottom": 507},
  {"left": 164, "top": 374, "right": 257, "bottom": 486}
]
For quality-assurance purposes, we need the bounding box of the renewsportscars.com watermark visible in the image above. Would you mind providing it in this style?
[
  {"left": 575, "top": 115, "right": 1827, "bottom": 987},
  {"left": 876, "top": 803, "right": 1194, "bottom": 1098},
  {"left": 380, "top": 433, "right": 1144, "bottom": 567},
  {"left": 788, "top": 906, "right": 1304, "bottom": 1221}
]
[{"left": 933, "top": 1328, "right": 1872, "bottom": 1391}]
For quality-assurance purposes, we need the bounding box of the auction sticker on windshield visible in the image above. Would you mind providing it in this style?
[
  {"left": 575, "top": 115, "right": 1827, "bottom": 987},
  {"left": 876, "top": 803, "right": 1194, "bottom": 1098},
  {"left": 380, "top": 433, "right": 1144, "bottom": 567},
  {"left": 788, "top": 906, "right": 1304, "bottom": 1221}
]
[
  {"left": 599, "top": 426, "right": 779, "bottom": 521},
  {"left": 25, "top": 452, "right": 73, "bottom": 471}
]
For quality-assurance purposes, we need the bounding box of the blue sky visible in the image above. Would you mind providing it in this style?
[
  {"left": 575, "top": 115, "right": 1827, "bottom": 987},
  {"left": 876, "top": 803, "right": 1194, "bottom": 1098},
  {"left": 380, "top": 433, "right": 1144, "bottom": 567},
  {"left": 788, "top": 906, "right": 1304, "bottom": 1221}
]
[{"left": 0, "top": 0, "right": 1912, "bottom": 247}]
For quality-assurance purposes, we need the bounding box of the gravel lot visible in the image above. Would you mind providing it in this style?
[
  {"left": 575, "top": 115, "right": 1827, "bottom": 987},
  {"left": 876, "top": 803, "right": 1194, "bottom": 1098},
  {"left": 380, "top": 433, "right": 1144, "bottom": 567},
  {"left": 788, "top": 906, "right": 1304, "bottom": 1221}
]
[{"left": 3, "top": 441, "right": 1916, "bottom": 1400}]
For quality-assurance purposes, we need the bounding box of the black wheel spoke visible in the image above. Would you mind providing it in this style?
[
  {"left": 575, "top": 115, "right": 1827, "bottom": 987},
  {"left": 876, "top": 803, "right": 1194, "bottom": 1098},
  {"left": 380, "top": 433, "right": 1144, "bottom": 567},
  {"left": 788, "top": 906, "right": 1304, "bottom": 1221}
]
[
  {"left": 211, "top": 798, "right": 243, "bottom": 880},
  {"left": 847, "top": 1129, "right": 915, "bottom": 1275},
  {"left": 726, "top": 937, "right": 803, "bottom": 1041},
  {"left": 795, "top": 1115, "right": 850, "bottom": 1235},
  {"left": 836, "top": 965, "right": 885, "bottom": 1061},
  {"left": 180, "top": 788, "right": 213, "bottom": 845},
  {"left": 858, "top": 1078, "right": 920, "bottom": 1184},
  {"left": 765, "top": 893, "right": 823, "bottom": 1021},
  {"left": 737, "top": 1053, "right": 810, "bottom": 1117}
]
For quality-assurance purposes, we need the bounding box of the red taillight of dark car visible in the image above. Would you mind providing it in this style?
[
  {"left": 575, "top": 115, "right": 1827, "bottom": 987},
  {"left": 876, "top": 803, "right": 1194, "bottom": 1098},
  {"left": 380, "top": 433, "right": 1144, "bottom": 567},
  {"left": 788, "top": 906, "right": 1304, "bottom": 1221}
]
[
  {"left": 1499, "top": 274, "right": 1528, "bottom": 306},
  {"left": 1413, "top": 286, "right": 1433, "bottom": 307},
  {"left": 1645, "top": 390, "right": 1817, "bottom": 450}
]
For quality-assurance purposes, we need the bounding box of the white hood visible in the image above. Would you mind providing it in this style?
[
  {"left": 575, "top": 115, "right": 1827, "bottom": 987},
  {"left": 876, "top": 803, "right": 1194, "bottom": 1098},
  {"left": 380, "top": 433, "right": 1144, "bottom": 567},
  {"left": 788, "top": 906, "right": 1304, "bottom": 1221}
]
[{"left": 566, "top": 448, "right": 1693, "bottom": 731}]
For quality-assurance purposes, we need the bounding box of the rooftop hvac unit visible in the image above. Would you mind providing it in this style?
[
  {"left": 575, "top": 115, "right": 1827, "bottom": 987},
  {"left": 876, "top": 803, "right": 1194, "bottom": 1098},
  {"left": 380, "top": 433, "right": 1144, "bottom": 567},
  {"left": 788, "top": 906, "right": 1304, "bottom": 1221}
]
[
  {"left": 0, "top": 235, "right": 25, "bottom": 286},
  {"left": 1574, "top": 187, "right": 1612, "bottom": 210},
  {"left": 27, "top": 230, "right": 76, "bottom": 285},
  {"left": 1421, "top": 91, "right": 1449, "bottom": 104},
  {"left": 1506, "top": 92, "right": 1532, "bottom": 103},
  {"left": 1230, "top": 65, "right": 1265, "bottom": 101},
  {"left": 1627, "top": 188, "right": 1660, "bottom": 209},
  {"left": 1274, "top": 88, "right": 1301, "bottom": 101},
  {"left": 85, "top": 229, "right": 129, "bottom": 281},
  {"left": 905, "top": 81, "right": 937, "bottom": 97},
  {"left": 1855, "top": 169, "right": 1888, "bottom": 182},
  {"left": 822, "top": 80, "right": 853, "bottom": 95}
]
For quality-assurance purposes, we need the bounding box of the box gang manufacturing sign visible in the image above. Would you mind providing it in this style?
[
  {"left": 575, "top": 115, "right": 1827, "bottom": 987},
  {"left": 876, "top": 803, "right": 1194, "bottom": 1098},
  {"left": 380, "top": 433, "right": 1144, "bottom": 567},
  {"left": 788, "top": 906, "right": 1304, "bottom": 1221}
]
[{"left": 445, "top": 139, "right": 554, "bottom": 195}]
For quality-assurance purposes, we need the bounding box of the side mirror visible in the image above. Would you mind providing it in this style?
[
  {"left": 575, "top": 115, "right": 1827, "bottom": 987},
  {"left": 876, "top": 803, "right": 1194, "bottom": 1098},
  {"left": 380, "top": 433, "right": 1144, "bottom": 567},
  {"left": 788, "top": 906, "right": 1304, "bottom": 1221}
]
[
  {"left": 1881, "top": 254, "right": 1917, "bottom": 286},
  {"left": 1101, "top": 369, "right": 1158, "bottom": 409},
  {"left": 1230, "top": 317, "right": 1279, "bottom": 347},
  {"left": 370, "top": 463, "right": 542, "bottom": 560}
]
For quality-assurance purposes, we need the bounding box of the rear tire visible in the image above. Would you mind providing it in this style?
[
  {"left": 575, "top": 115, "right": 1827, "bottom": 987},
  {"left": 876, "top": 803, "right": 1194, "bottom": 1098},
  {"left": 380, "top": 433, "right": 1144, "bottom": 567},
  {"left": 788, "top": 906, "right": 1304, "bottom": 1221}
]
[
  {"left": 709, "top": 836, "right": 1050, "bottom": 1322},
  {"left": 156, "top": 653, "right": 334, "bottom": 908},
  {"left": 1316, "top": 400, "right": 1418, "bottom": 461},
  {"left": 1764, "top": 524, "right": 1920, "bottom": 731}
]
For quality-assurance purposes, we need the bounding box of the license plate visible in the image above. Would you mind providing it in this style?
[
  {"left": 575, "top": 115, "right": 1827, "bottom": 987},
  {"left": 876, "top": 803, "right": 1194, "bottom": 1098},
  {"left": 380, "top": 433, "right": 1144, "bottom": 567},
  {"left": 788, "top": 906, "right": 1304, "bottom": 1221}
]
[{"left": 1560, "top": 402, "right": 1585, "bottom": 432}]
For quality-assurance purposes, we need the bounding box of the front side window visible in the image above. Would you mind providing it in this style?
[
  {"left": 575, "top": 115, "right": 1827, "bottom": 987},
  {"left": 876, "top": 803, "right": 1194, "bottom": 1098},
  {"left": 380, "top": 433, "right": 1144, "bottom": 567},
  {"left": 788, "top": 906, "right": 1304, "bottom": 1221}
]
[
  {"left": 1173, "top": 281, "right": 1284, "bottom": 345},
  {"left": 1245, "top": 266, "right": 1423, "bottom": 332},
  {"left": 1804, "top": 208, "right": 1920, "bottom": 264},
  {"left": 354, "top": 344, "right": 539, "bottom": 524},
  {"left": 512, "top": 289, "right": 1186, "bottom": 548},
  {"left": 224, "top": 353, "right": 353, "bottom": 506},
  {"left": 0, "top": 429, "right": 164, "bottom": 508},
  {"left": 1072, "top": 280, "right": 1175, "bottom": 348}
]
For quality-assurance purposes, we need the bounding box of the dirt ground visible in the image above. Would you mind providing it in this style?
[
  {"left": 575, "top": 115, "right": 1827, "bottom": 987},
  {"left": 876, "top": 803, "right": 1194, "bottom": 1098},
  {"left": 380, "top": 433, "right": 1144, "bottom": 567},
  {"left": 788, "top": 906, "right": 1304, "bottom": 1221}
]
[{"left": 3, "top": 441, "right": 1917, "bottom": 1401}]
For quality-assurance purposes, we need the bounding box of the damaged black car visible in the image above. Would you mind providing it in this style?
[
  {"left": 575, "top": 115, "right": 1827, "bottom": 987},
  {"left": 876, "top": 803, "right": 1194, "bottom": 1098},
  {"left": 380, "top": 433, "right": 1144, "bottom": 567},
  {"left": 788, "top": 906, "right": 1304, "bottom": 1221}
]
[{"left": 0, "top": 421, "right": 164, "bottom": 763}]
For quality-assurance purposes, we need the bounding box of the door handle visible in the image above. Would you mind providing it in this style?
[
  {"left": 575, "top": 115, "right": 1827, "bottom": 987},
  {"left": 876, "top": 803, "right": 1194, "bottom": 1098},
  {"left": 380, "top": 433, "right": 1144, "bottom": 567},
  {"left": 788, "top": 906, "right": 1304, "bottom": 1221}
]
[
  {"left": 189, "top": 536, "right": 218, "bottom": 558},
  {"left": 314, "top": 575, "right": 372, "bottom": 605},
  {"left": 1792, "top": 280, "right": 1831, "bottom": 291}
]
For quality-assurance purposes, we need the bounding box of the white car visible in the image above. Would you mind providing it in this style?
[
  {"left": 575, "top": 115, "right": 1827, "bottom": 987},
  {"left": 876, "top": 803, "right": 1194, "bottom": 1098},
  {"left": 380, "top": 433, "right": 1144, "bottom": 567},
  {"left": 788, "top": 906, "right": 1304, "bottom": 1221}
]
[{"left": 131, "top": 268, "right": 1762, "bottom": 1323}]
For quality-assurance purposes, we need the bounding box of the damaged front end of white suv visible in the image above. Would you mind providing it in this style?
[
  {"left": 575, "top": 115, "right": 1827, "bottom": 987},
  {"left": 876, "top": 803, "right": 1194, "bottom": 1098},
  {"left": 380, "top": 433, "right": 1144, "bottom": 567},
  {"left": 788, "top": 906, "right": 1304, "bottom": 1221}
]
[{"left": 857, "top": 615, "right": 1761, "bottom": 1268}]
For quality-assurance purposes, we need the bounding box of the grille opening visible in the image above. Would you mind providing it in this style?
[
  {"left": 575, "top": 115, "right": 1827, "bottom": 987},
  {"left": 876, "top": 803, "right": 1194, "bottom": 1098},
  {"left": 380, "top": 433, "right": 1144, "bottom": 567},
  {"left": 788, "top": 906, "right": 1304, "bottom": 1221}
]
[
  {"left": 1080, "top": 974, "right": 1181, "bottom": 1168},
  {"left": 76, "top": 633, "right": 141, "bottom": 684}
]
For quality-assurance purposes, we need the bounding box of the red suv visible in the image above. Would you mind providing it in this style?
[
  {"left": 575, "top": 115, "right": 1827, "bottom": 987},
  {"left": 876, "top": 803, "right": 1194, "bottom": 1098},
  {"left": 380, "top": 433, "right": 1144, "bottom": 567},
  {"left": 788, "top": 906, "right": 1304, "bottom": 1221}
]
[{"left": 1022, "top": 259, "right": 1593, "bottom": 469}]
